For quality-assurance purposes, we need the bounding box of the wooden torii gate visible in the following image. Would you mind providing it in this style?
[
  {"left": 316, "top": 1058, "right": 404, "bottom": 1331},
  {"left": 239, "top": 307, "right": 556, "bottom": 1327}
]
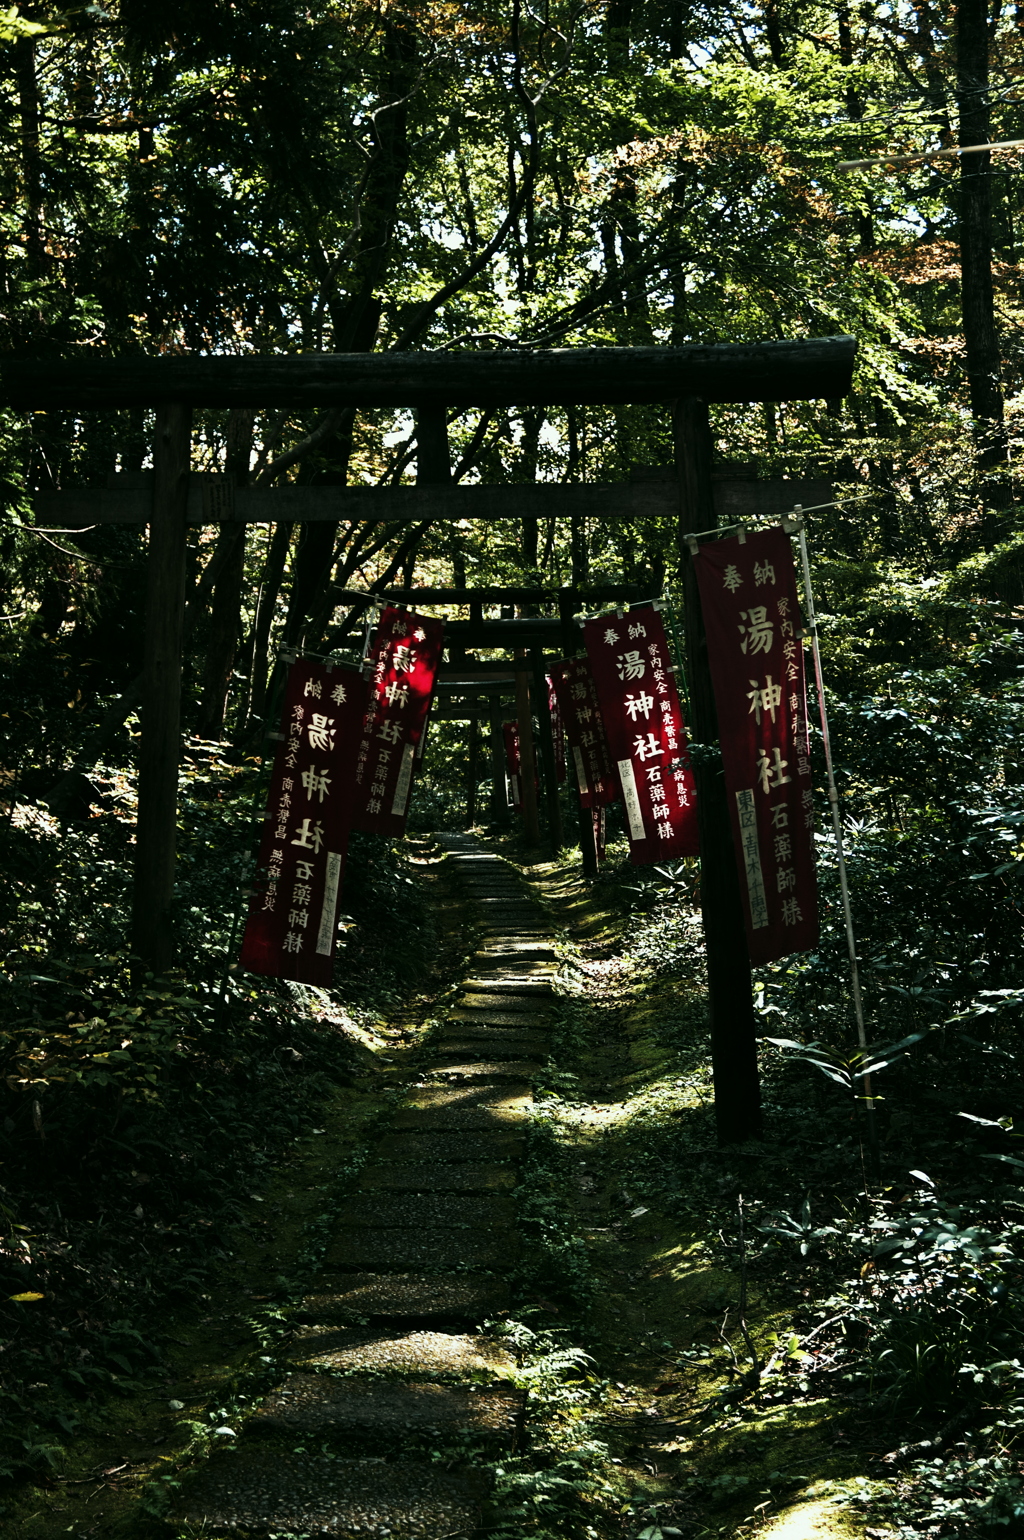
[
  {"left": 4, "top": 336, "right": 857, "bottom": 1142},
  {"left": 381, "top": 578, "right": 650, "bottom": 857}
]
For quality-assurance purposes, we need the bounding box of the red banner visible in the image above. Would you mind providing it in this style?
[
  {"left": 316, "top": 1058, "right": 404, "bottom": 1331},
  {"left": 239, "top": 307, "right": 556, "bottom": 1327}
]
[
  {"left": 240, "top": 660, "right": 369, "bottom": 984},
  {"left": 694, "top": 527, "right": 817, "bottom": 963},
  {"left": 546, "top": 674, "right": 566, "bottom": 783},
  {"left": 352, "top": 606, "right": 444, "bottom": 836},
  {"left": 549, "top": 657, "right": 618, "bottom": 810},
  {"left": 503, "top": 721, "right": 522, "bottom": 811},
  {"left": 583, "top": 605, "right": 698, "bottom": 864}
]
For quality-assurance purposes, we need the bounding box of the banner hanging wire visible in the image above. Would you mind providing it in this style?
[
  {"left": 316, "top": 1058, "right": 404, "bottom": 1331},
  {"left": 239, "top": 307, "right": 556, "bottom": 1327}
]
[
  {"left": 275, "top": 644, "right": 366, "bottom": 671},
  {"left": 682, "top": 491, "right": 875, "bottom": 549}
]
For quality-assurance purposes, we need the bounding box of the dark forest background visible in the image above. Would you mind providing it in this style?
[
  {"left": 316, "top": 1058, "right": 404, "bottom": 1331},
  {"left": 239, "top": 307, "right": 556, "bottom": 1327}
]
[{"left": 3, "top": 1, "right": 1024, "bottom": 1534}]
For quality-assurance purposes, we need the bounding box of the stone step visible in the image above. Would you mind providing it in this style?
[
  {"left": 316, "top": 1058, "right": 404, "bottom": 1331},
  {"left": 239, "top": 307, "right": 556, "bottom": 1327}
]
[
  {"left": 392, "top": 1104, "right": 527, "bottom": 1132},
  {"left": 250, "top": 1373, "right": 524, "bottom": 1449},
  {"left": 474, "top": 936, "right": 554, "bottom": 948},
  {"left": 469, "top": 953, "right": 555, "bottom": 967},
  {"left": 460, "top": 977, "right": 554, "bottom": 994},
  {"left": 472, "top": 953, "right": 555, "bottom": 966},
  {"left": 300, "top": 1272, "right": 510, "bottom": 1323},
  {"left": 404, "top": 1082, "right": 532, "bottom": 1112},
  {"left": 471, "top": 900, "right": 542, "bottom": 911},
  {"left": 436, "top": 1023, "right": 548, "bottom": 1047},
  {"left": 447, "top": 1008, "right": 551, "bottom": 1030},
  {"left": 335, "top": 1192, "right": 515, "bottom": 1229},
  {"left": 358, "top": 1162, "right": 516, "bottom": 1193},
  {"left": 466, "top": 962, "right": 555, "bottom": 977},
  {"left": 373, "top": 1131, "right": 525, "bottom": 1163},
  {"left": 435, "top": 1036, "right": 546, "bottom": 1060},
  {"left": 323, "top": 1226, "right": 519, "bottom": 1273},
  {"left": 470, "top": 891, "right": 521, "bottom": 899},
  {"left": 177, "top": 1450, "right": 488, "bottom": 1538},
  {"left": 289, "top": 1326, "right": 514, "bottom": 1378},
  {"left": 426, "top": 1060, "right": 543, "bottom": 1083},
  {"left": 477, "top": 922, "right": 547, "bottom": 933},
  {"left": 457, "top": 989, "right": 550, "bottom": 1009},
  {"left": 461, "top": 887, "right": 526, "bottom": 899}
]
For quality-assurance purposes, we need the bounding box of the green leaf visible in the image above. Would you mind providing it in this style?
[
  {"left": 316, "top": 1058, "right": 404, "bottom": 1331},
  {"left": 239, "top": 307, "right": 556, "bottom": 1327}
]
[{"left": 0, "top": 10, "right": 48, "bottom": 42}]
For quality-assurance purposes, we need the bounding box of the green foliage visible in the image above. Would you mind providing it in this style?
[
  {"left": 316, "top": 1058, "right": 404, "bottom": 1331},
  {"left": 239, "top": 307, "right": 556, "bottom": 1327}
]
[
  {"left": 0, "top": 732, "right": 435, "bottom": 1481},
  {"left": 514, "top": 1118, "right": 596, "bottom": 1312},
  {"left": 4, "top": 1, "right": 1024, "bottom": 1533},
  {"left": 835, "top": 1178, "right": 1024, "bottom": 1419}
]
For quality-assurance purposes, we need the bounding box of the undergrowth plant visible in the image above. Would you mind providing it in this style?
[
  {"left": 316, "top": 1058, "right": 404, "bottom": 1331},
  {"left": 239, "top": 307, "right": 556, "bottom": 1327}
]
[{"left": 0, "top": 747, "right": 437, "bottom": 1484}]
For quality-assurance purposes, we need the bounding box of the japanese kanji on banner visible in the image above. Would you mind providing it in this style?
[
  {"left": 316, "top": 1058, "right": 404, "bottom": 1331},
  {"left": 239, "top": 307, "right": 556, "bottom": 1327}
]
[
  {"left": 503, "top": 721, "right": 523, "bottom": 809},
  {"left": 583, "top": 605, "right": 698, "bottom": 863},
  {"left": 546, "top": 674, "right": 566, "bottom": 783},
  {"left": 352, "top": 606, "right": 444, "bottom": 836},
  {"left": 549, "top": 656, "right": 618, "bottom": 810},
  {"left": 593, "top": 807, "right": 607, "bottom": 863},
  {"left": 694, "top": 527, "right": 818, "bottom": 964},
  {"left": 240, "top": 659, "right": 369, "bottom": 984}
]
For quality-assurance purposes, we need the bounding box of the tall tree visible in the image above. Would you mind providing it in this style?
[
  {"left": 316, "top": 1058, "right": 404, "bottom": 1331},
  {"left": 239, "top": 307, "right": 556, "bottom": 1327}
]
[{"left": 956, "top": 0, "right": 1007, "bottom": 469}]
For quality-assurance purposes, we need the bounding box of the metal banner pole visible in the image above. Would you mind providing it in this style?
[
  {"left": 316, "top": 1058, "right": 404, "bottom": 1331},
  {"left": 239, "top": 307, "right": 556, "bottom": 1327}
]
[{"left": 792, "top": 508, "right": 878, "bottom": 1167}]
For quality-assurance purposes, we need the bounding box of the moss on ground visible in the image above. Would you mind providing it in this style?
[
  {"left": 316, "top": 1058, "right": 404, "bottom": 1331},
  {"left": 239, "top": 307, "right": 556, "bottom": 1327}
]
[
  {"left": 1, "top": 837, "right": 883, "bottom": 1540},
  {"left": 514, "top": 850, "right": 878, "bottom": 1540}
]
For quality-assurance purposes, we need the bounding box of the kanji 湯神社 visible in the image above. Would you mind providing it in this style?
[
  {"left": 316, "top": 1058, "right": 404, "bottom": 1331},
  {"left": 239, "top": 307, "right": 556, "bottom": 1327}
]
[
  {"left": 549, "top": 656, "right": 617, "bottom": 810},
  {"left": 546, "top": 673, "right": 566, "bottom": 783},
  {"left": 694, "top": 527, "right": 818, "bottom": 963},
  {"left": 583, "top": 606, "right": 698, "bottom": 863}
]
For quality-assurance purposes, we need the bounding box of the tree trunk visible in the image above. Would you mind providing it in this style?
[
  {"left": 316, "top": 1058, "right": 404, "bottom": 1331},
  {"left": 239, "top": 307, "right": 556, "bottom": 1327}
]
[
  {"left": 605, "top": 0, "right": 632, "bottom": 70},
  {"left": 839, "top": 5, "right": 874, "bottom": 251},
  {"left": 763, "top": 0, "right": 785, "bottom": 64},
  {"left": 15, "top": 30, "right": 44, "bottom": 272},
  {"left": 241, "top": 521, "right": 293, "bottom": 734},
  {"left": 674, "top": 397, "right": 761, "bottom": 1143},
  {"left": 131, "top": 404, "right": 192, "bottom": 979},
  {"left": 196, "top": 409, "right": 254, "bottom": 739},
  {"left": 514, "top": 653, "right": 541, "bottom": 847},
  {"left": 956, "top": 0, "right": 1007, "bottom": 469},
  {"left": 275, "top": 13, "right": 419, "bottom": 665},
  {"left": 520, "top": 409, "right": 542, "bottom": 574}
]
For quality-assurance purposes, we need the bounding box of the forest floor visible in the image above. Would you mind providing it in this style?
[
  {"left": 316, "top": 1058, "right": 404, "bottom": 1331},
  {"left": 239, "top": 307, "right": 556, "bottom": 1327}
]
[{"left": 1, "top": 834, "right": 884, "bottom": 1540}]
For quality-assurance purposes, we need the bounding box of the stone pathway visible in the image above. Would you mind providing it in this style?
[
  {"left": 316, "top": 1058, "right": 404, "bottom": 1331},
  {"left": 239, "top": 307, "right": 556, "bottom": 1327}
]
[{"left": 178, "top": 833, "right": 554, "bottom": 1538}]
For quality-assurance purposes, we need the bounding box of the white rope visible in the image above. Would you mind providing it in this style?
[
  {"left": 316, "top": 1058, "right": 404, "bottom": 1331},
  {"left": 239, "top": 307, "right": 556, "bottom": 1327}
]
[{"left": 838, "top": 137, "right": 1024, "bottom": 171}]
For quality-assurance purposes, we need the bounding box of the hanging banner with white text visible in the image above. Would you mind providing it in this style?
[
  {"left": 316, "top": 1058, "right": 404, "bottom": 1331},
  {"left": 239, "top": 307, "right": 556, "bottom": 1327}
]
[
  {"left": 240, "top": 659, "right": 369, "bottom": 984},
  {"left": 549, "top": 656, "right": 618, "bottom": 810},
  {"left": 352, "top": 606, "right": 444, "bottom": 836},
  {"left": 546, "top": 674, "right": 566, "bottom": 783},
  {"left": 583, "top": 606, "right": 698, "bottom": 863},
  {"left": 694, "top": 527, "right": 818, "bottom": 964},
  {"left": 503, "top": 721, "right": 522, "bottom": 810}
]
